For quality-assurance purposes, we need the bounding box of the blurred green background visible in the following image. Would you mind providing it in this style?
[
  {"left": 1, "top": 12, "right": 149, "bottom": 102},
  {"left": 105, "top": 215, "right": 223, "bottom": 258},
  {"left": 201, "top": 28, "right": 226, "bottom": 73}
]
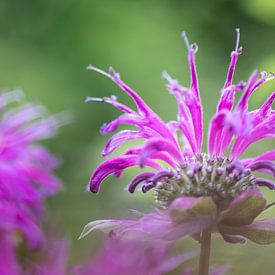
[{"left": 0, "top": 0, "right": 274, "bottom": 274}]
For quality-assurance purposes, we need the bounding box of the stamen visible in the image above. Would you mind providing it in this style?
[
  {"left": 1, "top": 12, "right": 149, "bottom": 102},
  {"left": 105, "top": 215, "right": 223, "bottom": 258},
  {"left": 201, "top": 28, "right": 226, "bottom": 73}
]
[
  {"left": 191, "top": 43, "right": 198, "bottom": 53},
  {"left": 108, "top": 66, "right": 116, "bottom": 77},
  {"left": 266, "top": 72, "right": 275, "bottom": 81},
  {"left": 87, "top": 64, "right": 113, "bottom": 79},
  {"left": 85, "top": 96, "right": 113, "bottom": 103},
  {"left": 161, "top": 71, "right": 173, "bottom": 83},
  {"left": 181, "top": 32, "right": 190, "bottom": 50},
  {"left": 235, "top": 28, "right": 240, "bottom": 52}
]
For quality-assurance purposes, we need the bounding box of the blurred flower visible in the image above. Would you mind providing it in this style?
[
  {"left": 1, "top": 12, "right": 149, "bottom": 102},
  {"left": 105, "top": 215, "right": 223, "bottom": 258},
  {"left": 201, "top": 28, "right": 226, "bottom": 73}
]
[
  {"left": 83, "top": 29, "right": 275, "bottom": 245},
  {"left": 30, "top": 238, "right": 69, "bottom": 275},
  {"left": 74, "top": 239, "right": 196, "bottom": 275},
  {"left": 183, "top": 264, "right": 230, "bottom": 275},
  {"left": 0, "top": 90, "right": 63, "bottom": 274}
]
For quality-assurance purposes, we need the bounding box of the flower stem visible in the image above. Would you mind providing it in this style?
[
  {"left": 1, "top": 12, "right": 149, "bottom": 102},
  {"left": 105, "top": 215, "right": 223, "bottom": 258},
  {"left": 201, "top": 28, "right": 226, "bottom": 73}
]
[{"left": 198, "top": 229, "right": 211, "bottom": 275}]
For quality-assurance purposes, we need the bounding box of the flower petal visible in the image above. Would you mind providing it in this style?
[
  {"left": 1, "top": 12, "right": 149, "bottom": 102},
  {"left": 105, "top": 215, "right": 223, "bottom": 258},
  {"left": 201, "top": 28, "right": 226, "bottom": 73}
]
[
  {"left": 254, "top": 178, "right": 275, "bottom": 190},
  {"left": 220, "top": 232, "right": 246, "bottom": 244},
  {"left": 241, "top": 150, "right": 275, "bottom": 166},
  {"left": 230, "top": 115, "right": 275, "bottom": 159},
  {"left": 89, "top": 155, "right": 163, "bottom": 193},
  {"left": 223, "top": 28, "right": 241, "bottom": 89},
  {"left": 102, "top": 130, "right": 152, "bottom": 157},
  {"left": 128, "top": 172, "right": 155, "bottom": 193},
  {"left": 100, "top": 113, "right": 145, "bottom": 135},
  {"left": 139, "top": 138, "right": 183, "bottom": 167},
  {"left": 80, "top": 198, "right": 217, "bottom": 242},
  {"left": 181, "top": 32, "right": 203, "bottom": 152},
  {"left": 78, "top": 220, "right": 129, "bottom": 240},
  {"left": 248, "top": 161, "right": 275, "bottom": 177},
  {"left": 87, "top": 65, "right": 178, "bottom": 143}
]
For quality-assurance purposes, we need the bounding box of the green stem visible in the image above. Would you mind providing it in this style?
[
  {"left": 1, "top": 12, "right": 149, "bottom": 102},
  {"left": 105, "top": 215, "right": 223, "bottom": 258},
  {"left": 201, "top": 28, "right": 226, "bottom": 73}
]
[{"left": 198, "top": 229, "right": 212, "bottom": 275}]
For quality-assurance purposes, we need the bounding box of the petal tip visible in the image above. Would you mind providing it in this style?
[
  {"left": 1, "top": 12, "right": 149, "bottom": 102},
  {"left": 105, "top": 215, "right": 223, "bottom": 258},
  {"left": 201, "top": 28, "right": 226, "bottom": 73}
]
[{"left": 89, "top": 182, "right": 99, "bottom": 193}]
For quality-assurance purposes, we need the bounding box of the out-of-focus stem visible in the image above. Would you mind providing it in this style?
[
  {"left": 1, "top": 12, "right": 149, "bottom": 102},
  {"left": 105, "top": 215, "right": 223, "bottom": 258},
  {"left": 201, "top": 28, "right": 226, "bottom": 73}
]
[{"left": 198, "top": 229, "right": 211, "bottom": 275}]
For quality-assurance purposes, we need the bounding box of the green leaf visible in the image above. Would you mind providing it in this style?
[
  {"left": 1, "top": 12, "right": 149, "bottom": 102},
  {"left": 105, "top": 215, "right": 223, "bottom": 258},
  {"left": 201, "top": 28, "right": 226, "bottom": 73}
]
[
  {"left": 219, "top": 218, "right": 275, "bottom": 245},
  {"left": 169, "top": 196, "right": 216, "bottom": 225},
  {"left": 219, "top": 189, "right": 266, "bottom": 226}
]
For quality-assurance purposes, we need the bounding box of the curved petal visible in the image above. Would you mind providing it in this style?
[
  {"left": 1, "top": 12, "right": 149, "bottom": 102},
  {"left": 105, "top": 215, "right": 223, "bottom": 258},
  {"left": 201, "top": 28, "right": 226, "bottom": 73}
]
[
  {"left": 87, "top": 65, "right": 151, "bottom": 117},
  {"left": 87, "top": 65, "right": 178, "bottom": 145},
  {"left": 217, "top": 82, "right": 245, "bottom": 112},
  {"left": 89, "top": 155, "right": 163, "bottom": 193},
  {"left": 139, "top": 138, "right": 183, "bottom": 167},
  {"left": 123, "top": 147, "right": 178, "bottom": 168},
  {"left": 248, "top": 161, "right": 275, "bottom": 177},
  {"left": 254, "top": 178, "right": 275, "bottom": 190},
  {"left": 241, "top": 150, "right": 275, "bottom": 166},
  {"left": 100, "top": 113, "right": 145, "bottom": 135},
  {"left": 102, "top": 130, "right": 153, "bottom": 157},
  {"left": 230, "top": 116, "right": 275, "bottom": 159},
  {"left": 236, "top": 71, "right": 269, "bottom": 112},
  {"left": 128, "top": 172, "right": 155, "bottom": 193},
  {"left": 220, "top": 232, "right": 246, "bottom": 244}
]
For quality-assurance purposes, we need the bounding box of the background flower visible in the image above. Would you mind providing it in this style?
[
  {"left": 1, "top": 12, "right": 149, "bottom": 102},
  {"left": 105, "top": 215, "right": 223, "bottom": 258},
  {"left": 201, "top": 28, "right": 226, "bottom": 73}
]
[
  {"left": 74, "top": 240, "right": 196, "bottom": 275},
  {"left": 0, "top": 91, "right": 63, "bottom": 274}
]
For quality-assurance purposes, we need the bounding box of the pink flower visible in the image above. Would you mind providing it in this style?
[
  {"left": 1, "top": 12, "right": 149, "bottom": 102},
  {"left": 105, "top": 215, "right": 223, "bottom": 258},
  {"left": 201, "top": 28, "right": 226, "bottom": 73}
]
[
  {"left": 83, "top": 30, "right": 275, "bottom": 245},
  {"left": 30, "top": 238, "right": 69, "bottom": 275},
  {"left": 74, "top": 240, "right": 196, "bottom": 275},
  {"left": 0, "top": 91, "right": 62, "bottom": 274}
]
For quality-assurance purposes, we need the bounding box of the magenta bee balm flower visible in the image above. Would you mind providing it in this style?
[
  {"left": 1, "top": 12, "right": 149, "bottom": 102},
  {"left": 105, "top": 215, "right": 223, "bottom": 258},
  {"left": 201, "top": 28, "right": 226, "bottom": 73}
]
[
  {"left": 0, "top": 91, "right": 62, "bottom": 275},
  {"left": 82, "top": 30, "right": 274, "bottom": 274}
]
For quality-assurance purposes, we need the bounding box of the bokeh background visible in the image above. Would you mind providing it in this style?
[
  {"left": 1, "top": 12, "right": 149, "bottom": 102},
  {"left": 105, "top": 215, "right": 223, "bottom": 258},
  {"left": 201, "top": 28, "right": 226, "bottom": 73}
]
[{"left": 0, "top": 0, "right": 274, "bottom": 274}]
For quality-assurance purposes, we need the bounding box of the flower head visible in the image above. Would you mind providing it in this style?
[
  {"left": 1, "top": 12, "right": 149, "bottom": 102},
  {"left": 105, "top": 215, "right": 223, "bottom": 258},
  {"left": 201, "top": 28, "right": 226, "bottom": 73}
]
[
  {"left": 84, "top": 30, "right": 275, "bottom": 244},
  {"left": 0, "top": 90, "right": 63, "bottom": 273}
]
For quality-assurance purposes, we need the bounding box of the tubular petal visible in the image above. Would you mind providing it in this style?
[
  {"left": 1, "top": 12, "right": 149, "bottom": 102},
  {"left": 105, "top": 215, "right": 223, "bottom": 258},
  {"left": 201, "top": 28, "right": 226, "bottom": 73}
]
[
  {"left": 102, "top": 130, "right": 153, "bottom": 157},
  {"left": 248, "top": 161, "right": 275, "bottom": 177},
  {"left": 139, "top": 138, "right": 183, "bottom": 167},
  {"left": 254, "top": 178, "right": 275, "bottom": 190},
  {"left": 128, "top": 172, "right": 155, "bottom": 193},
  {"left": 89, "top": 155, "right": 163, "bottom": 193}
]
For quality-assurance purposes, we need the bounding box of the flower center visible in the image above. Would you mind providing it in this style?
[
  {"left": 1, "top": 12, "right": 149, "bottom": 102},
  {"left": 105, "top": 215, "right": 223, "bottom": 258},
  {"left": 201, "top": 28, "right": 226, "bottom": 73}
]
[{"left": 154, "top": 154, "right": 256, "bottom": 209}]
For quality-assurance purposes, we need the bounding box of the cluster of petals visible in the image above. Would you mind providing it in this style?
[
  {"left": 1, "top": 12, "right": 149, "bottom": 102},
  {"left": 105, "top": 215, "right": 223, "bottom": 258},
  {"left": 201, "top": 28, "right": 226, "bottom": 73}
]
[
  {"left": 0, "top": 91, "right": 62, "bottom": 275},
  {"left": 4, "top": 236, "right": 224, "bottom": 275},
  {"left": 83, "top": 29, "right": 275, "bottom": 245},
  {"left": 74, "top": 240, "right": 197, "bottom": 275}
]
